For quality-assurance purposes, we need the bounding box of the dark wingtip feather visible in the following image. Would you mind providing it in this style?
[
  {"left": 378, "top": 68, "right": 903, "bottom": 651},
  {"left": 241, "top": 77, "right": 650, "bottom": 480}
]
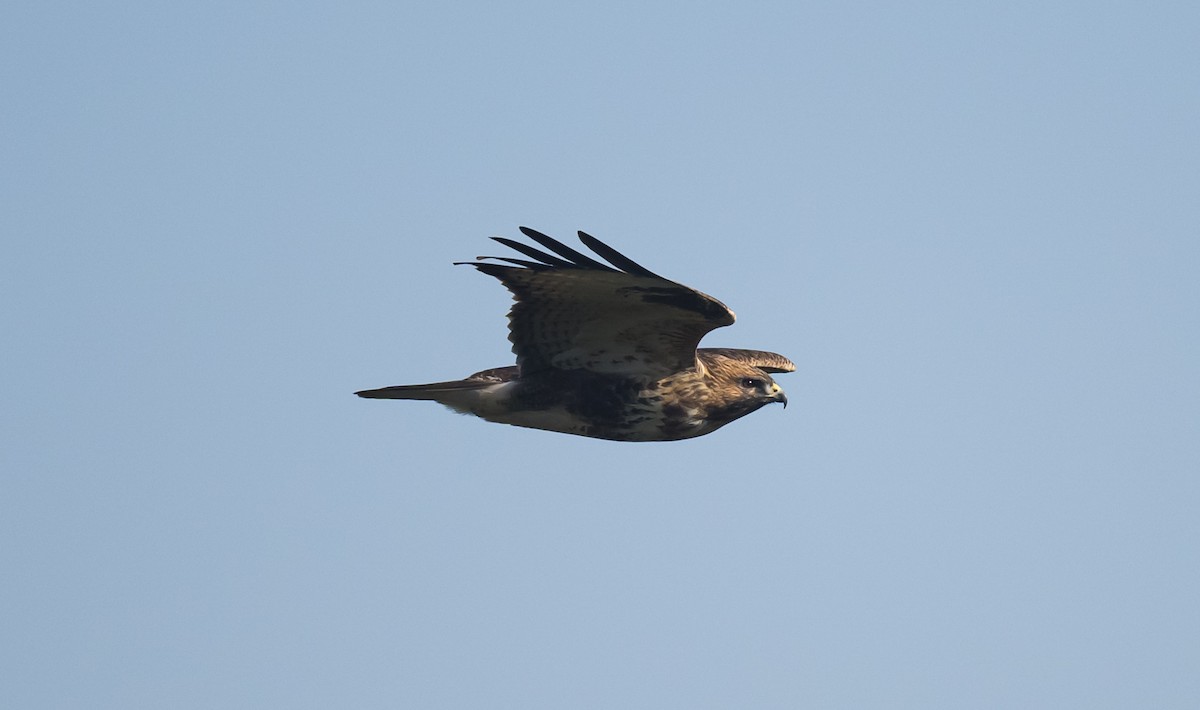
[
  {"left": 491, "top": 236, "right": 575, "bottom": 267},
  {"left": 459, "top": 227, "right": 664, "bottom": 279},
  {"left": 517, "top": 227, "right": 618, "bottom": 272},
  {"left": 462, "top": 262, "right": 516, "bottom": 280},
  {"left": 477, "top": 256, "right": 550, "bottom": 269},
  {"left": 453, "top": 258, "right": 550, "bottom": 270},
  {"left": 577, "top": 231, "right": 661, "bottom": 278}
]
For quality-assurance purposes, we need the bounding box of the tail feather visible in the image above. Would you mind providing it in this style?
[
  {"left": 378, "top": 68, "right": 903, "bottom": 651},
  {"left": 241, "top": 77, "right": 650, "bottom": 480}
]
[
  {"left": 356, "top": 366, "right": 516, "bottom": 415},
  {"left": 355, "top": 379, "right": 492, "bottom": 400}
]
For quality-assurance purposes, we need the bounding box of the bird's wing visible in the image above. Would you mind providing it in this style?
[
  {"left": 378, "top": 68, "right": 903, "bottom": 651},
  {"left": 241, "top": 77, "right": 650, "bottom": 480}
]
[
  {"left": 697, "top": 348, "right": 796, "bottom": 373},
  {"left": 456, "top": 227, "right": 736, "bottom": 380}
]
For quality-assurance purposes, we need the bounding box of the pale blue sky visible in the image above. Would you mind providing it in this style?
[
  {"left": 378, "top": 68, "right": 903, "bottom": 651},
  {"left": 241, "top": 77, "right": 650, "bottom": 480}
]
[{"left": 3, "top": 2, "right": 1198, "bottom": 708}]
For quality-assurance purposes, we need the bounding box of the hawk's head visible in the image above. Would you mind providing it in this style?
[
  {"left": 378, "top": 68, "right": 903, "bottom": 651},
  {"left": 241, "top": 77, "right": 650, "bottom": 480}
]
[{"left": 699, "top": 355, "right": 789, "bottom": 424}]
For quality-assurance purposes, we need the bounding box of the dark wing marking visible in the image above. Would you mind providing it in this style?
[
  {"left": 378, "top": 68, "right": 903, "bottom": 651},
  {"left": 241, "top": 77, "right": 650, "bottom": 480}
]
[
  {"left": 577, "top": 231, "right": 660, "bottom": 277},
  {"left": 474, "top": 255, "right": 549, "bottom": 269},
  {"left": 698, "top": 348, "right": 796, "bottom": 373},
  {"left": 518, "top": 227, "right": 618, "bottom": 272},
  {"left": 490, "top": 237, "right": 576, "bottom": 268},
  {"left": 456, "top": 228, "right": 736, "bottom": 379}
]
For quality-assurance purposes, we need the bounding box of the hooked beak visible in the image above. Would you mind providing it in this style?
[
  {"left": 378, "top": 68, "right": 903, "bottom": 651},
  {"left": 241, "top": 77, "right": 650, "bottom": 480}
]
[{"left": 770, "top": 383, "right": 788, "bottom": 408}]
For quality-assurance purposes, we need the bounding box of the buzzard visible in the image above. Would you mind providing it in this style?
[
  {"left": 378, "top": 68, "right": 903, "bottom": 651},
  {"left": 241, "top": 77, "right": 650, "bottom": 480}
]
[{"left": 356, "top": 227, "right": 794, "bottom": 441}]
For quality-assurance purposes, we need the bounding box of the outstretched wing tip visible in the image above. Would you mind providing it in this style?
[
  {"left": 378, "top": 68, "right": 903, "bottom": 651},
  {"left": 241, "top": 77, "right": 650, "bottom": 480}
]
[{"left": 574, "top": 230, "right": 661, "bottom": 277}]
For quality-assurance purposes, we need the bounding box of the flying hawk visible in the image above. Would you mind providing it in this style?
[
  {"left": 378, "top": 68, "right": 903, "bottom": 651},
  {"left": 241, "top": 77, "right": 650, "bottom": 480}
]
[{"left": 356, "top": 227, "right": 794, "bottom": 441}]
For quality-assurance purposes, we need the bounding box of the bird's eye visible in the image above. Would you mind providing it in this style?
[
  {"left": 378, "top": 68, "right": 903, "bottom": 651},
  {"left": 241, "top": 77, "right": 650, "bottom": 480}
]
[{"left": 741, "top": 377, "right": 763, "bottom": 389}]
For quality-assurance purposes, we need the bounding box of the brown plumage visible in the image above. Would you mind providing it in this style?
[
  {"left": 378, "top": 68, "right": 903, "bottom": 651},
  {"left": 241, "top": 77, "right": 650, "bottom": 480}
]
[{"left": 356, "top": 227, "right": 794, "bottom": 441}]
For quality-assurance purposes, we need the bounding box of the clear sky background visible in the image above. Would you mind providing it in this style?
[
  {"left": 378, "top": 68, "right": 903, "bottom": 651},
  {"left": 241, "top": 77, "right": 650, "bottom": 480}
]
[{"left": 3, "top": 2, "right": 1198, "bottom": 708}]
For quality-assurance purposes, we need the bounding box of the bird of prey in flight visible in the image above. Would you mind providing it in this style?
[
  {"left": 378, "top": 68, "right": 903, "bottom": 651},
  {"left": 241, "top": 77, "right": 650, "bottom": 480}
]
[{"left": 356, "top": 227, "right": 794, "bottom": 441}]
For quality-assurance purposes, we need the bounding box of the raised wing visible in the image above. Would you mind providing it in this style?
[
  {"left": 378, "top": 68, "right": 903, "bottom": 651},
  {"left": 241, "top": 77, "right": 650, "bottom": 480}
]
[{"left": 456, "top": 227, "right": 735, "bottom": 379}]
